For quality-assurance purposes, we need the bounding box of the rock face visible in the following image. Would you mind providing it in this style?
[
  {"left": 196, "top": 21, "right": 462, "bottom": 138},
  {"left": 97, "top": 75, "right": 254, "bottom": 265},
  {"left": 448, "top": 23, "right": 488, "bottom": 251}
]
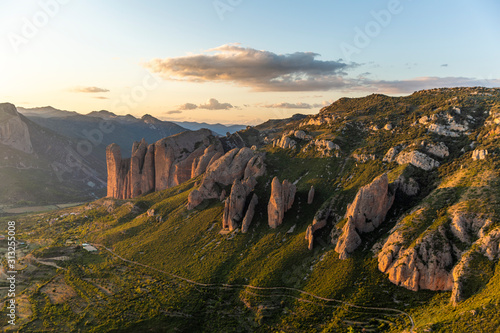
[
  {"left": 299, "top": 114, "right": 336, "bottom": 127},
  {"left": 0, "top": 103, "right": 33, "bottom": 154},
  {"left": 268, "top": 177, "right": 296, "bottom": 228},
  {"left": 352, "top": 153, "right": 376, "bottom": 163},
  {"left": 425, "top": 142, "right": 449, "bottom": 158},
  {"left": 307, "top": 186, "right": 315, "bottom": 204},
  {"left": 241, "top": 193, "right": 258, "bottom": 233},
  {"left": 395, "top": 150, "right": 440, "bottom": 171},
  {"left": 107, "top": 129, "right": 223, "bottom": 199},
  {"left": 306, "top": 204, "right": 335, "bottom": 250},
  {"left": 472, "top": 149, "right": 488, "bottom": 161},
  {"left": 393, "top": 175, "right": 420, "bottom": 196},
  {"left": 335, "top": 173, "right": 395, "bottom": 259},
  {"left": 303, "top": 139, "right": 340, "bottom": 157},
  {"left": 154, "top": 130, "right": 223, "bottom": 190},
  {"left": 378, "top": 226, "right": 454, "bottom": 292},
  {"left": 187, "top": 147, "right": 265, "bottom": 210},
  {"left": 377, "top": 208, "right": 499, "bottom": 302},
  {"left": 223, "top": 179, "right": 252, "bottom": 231},
  {"left": 383, "top": 145, "right": 404, "bottom": 163},
  {"left": 273, "top": 135, "right": 296, "bottom": 149}
]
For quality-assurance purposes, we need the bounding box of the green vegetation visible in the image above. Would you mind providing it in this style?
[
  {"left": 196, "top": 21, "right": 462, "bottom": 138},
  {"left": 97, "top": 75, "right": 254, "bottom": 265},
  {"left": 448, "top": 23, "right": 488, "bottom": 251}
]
[{"left": 2, "top": 87, "right": 500, "bottom": 332}]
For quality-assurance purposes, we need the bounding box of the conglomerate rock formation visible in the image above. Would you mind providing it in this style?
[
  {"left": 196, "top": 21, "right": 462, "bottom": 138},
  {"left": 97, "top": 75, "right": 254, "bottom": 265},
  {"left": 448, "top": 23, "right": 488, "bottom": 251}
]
[{"left": 107, "top": 129, "right": 223, "bottom": 199}]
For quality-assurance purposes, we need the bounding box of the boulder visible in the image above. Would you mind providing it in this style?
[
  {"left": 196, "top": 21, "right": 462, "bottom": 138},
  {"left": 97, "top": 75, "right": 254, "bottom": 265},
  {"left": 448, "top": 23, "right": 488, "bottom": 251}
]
[
  {"left": 268, "top": 177, "right": 296, "bottom": 228},
  {"left": 222, "top": 179, "right": 250, "bottom": 231},
  {"left": 303, "top": 139, "right": 340, "bottom": 157},
  {"left": 395, "top": 150, "right": 440, "bottom": 171},
  {"left": 383, "top": 145, "right": 403, "bottom": 163},
  {"left": 425, "top": 142, "right": 449, "bottom": 158},
  {"left": 307, "top": 186, "right": 315, "bottom": 204},
  {"left": 472, "top": 149, "right": 488, "bottom": 161},
  {"left": 241, "top": 194, "right": 258, "bottom": 233},
  {"left": 305, "top": 225, "right": 314, "bottom": 250},
  {"left": 393, "top": 175, "right": 419, "bottom": 196},
  {"left": 336, "top": 221, "right": 362, "bottom": 260},
  {"left": 352, "top": 153, "right": 376, "bottom": 163},
  {"left": 305, "top": 204, "right": 334, "bottom": 250},
  {"left": 273, "top": 135, "right": 296, "bottom": 149}
]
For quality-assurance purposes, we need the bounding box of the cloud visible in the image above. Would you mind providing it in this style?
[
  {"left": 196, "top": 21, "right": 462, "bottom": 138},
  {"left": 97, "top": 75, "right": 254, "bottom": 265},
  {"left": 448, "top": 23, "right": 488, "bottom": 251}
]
[
  {"left": 263, "top": 100, "right": 333, "bottom": 109},
  {"left": 263, "top": 102, "right": 315, "bottom": 109},
  {"left": 178, "top": 103, "right": 198, "bottom": 110},
  {"left": 441, "top": 64, "right": 448, "bottom": 67},
  {"left": 93, "top": 96, "right": 109, "bottom": 100},
  {"left": 358, "top": 76, "right": 500, "bottom": 94},
  {"left": 71, "top": 86, "right": 110, "bottom": 93},
  {"left": 144, "top": 44, "right": 355, "bottom": 91},
  {"left": 165, "top": 110, "right": 183, "bottom": 114},
  {"left": 198, "top": 98, "right": 233, "bottom": 110}
]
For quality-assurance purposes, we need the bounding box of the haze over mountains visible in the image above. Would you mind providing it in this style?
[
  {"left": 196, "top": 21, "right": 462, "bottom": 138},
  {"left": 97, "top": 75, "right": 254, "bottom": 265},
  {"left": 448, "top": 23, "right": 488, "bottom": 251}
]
[{"left": 0, "top": 104, "right": 247, "bottom": 207}]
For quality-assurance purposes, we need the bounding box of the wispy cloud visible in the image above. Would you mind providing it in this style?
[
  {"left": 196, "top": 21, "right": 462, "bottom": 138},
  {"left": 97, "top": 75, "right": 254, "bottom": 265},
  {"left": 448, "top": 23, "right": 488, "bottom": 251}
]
[
  {"left": 262, "top": 100, "right": 333, "bottom": 109},
  {"left": 178, "top": 103, "right": 198, "bottom": 110},
  {"left": 93, "top": 96, "right": 109, "bottom": 99},
  {"left": 359, "top": 76, "right": 500, "bottom": 94},
  {"left": 144, "top": 44, "right": 356, "bottom": 91},
  {"left": 263, "top": 102, "right": 317, "bottom": 109},
  {"left": 166, "top": 110, "right": 183, "bottom": 114},
  {"left": 71, "top": 86, "right": 110, "bottom": 93},
  {"left": 441, "top": 64, "right": 448, "bottom": 67}
]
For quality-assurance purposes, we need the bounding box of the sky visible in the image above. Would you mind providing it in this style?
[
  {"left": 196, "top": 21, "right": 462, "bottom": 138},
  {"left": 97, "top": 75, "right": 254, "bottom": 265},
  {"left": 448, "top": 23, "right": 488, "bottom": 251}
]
[{"left": 1, "top": 0, "right": 499, "bottom": 125}]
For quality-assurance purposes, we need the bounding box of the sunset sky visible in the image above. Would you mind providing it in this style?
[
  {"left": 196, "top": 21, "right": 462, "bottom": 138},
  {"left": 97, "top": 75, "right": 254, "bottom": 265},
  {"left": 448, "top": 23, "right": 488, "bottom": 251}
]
[{"left": 1, "top": 0, "right": 499, "bottom": 124}]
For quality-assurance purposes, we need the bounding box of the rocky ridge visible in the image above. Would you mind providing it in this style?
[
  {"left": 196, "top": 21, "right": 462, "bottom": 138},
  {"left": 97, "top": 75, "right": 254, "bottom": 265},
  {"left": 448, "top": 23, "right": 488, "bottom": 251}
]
[{"left": 107, "top": 129, "right": 223, "bottom": 199}]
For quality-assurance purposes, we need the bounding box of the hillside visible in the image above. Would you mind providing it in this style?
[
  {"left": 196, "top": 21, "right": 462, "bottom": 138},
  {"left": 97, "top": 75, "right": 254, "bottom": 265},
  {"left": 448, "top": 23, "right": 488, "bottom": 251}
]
[
  {"left": 3, "top": 87, "right": 500, "bottom": 332},
  {"left": 0, "top": 103, "right": 106, "bottom": 207}
]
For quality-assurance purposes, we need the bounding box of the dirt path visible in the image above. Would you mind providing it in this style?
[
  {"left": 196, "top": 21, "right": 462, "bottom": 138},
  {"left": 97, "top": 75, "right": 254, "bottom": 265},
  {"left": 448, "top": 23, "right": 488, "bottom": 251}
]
[
  {"left": 95, "top": 244, "right": 415, "bottom": 332},
  {"left": 31, "top": 257, "right": 67, "bottom": 271}
]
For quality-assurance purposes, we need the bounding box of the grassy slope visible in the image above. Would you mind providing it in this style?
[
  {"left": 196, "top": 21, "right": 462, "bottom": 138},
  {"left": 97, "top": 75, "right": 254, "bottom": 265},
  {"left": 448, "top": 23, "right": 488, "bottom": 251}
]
[{"left": 3, "top": 87, "right": 500, "bottom": 332}]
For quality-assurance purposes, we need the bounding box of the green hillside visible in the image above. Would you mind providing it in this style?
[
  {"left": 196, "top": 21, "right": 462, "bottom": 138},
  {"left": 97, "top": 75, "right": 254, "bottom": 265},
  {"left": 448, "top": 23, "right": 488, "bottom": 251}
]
[{"left": 2, "top": 87, "right": 500, "bottom": 332}]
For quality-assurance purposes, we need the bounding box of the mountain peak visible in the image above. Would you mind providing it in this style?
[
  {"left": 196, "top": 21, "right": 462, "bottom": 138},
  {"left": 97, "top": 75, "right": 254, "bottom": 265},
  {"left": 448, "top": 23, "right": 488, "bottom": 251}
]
[
  {"left": 87, "top": 110, "right": 118, "bottom": 118},
  {"left": 141, "top": 114, "right": 161, "bottom": 124}
]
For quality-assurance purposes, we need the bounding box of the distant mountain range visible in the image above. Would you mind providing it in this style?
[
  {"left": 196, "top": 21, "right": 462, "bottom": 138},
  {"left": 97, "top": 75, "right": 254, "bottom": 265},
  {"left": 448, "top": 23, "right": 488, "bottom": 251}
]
[
  {"left": 0, "top": 105, "right": 252, "bottom": 206},
  {"left": 172, "top": 121, "right": 247, "bottom": 136},
  {"left": 17, "top": 107, "right": 188, "bottom": 157}
]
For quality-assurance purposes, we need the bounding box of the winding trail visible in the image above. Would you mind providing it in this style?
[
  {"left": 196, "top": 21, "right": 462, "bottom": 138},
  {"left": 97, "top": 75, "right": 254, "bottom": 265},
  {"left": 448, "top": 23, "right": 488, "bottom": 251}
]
[{"left": 94, "top": 244, "right": 415, "bottom": 332}]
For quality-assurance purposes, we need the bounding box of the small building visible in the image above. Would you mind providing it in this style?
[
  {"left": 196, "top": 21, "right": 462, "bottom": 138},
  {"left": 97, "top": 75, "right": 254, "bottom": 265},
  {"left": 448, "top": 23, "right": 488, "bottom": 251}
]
[{"left": 83, "top": 245, "right": 98, "bottom": 252}]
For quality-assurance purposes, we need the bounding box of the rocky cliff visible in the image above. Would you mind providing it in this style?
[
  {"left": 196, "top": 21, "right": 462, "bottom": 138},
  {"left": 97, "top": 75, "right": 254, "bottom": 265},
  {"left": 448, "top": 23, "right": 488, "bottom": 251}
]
[
  {"left": 187, "top": 147, "right": 265, "bottom": 210},
  {"left": 0, "top": 103, "right": 33, "bottom": 154},
  {"left": 335, "top": 173, "right": 396, "bottom": 259},
  {"left": 107, "top": 129, "right": 223, "bottom": 199}
]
